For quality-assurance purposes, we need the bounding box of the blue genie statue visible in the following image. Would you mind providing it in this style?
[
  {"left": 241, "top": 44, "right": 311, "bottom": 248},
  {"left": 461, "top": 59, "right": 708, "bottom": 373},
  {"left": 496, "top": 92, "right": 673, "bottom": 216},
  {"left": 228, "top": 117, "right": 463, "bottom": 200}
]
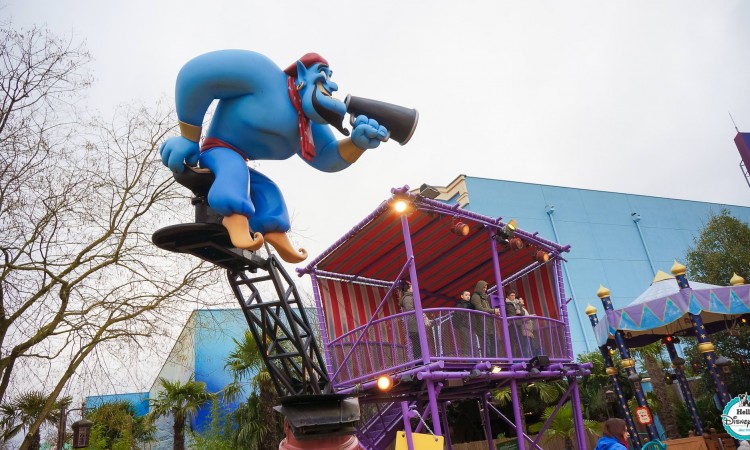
[{"left": 160, "top": 50, "right": 394, "bottom": 263}]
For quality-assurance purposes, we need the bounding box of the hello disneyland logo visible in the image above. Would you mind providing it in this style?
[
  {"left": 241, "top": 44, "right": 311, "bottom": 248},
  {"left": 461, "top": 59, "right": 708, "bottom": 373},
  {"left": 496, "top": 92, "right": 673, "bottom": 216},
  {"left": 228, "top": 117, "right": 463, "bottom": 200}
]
[{"left": 723, "top": 393, "right": 750, "bottom": 439}]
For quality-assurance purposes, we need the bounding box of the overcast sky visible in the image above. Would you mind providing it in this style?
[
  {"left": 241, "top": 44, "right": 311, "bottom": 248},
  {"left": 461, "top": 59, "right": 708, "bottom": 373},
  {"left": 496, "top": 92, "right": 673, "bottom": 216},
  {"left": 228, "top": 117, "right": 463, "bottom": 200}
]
[{"left": 6, "top": 0, "right": 750, "bottom": 392}]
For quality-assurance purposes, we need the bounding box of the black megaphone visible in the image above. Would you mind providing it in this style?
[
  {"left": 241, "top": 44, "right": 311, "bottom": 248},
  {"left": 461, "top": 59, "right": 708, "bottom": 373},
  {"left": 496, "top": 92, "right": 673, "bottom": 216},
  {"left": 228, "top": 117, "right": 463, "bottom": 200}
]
[{"left": 345, "top": 95, "right": 419, "bottom": 145}]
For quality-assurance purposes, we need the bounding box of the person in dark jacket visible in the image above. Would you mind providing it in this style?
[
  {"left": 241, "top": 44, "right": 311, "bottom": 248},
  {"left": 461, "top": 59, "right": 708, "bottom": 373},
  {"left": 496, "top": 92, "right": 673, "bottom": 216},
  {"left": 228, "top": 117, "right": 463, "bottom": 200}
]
[
  {"left": 453, "top": 290, "right": 472, "bottom": 355},
  {"left": 470, "top": 280, "right": 500, "bottom": 357},
  {"left": 594, "top": 418, "right": 629, "bottom": 450},
  {"left": 400, "top": 282, "right": 430, "bottom": 361}
]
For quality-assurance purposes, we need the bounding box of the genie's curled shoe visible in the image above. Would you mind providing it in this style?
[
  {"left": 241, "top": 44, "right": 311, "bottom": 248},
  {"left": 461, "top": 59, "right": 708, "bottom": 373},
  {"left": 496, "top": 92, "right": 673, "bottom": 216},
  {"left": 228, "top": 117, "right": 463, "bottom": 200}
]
[
  {"left": 222, "top": 214, "right": 264, "bottom": 251},
  {"left": 264, "top": 232, "right": 308, "bottom": 263}
]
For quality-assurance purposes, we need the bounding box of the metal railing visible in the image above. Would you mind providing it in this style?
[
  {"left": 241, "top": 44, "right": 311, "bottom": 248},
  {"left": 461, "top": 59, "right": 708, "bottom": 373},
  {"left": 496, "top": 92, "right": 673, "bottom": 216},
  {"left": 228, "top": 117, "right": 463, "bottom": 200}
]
[{"left": 327, "top": 308, "right": 569, "bottom": 387}]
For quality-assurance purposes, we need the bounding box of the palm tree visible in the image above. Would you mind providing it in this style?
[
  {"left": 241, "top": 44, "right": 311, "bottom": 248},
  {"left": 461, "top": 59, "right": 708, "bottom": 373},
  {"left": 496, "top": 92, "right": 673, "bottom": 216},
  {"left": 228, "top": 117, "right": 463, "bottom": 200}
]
[
  {"left": 493, "top": 381, "right": 564, "bottom": 434},
  {"left": 536, "top": 403, "right": 600, "bottom": 450},
  {"left": 0, "top": 391, "right": 71, "bottom": 450},
  {"left": 149, "top": 377, "right": 214, "bottom": 450},
  {"left": 87, "top": 400, "right": 155, "bottom": 449},
  {"left": 224, "top": 331, "right": 279, "bottom": 450}
]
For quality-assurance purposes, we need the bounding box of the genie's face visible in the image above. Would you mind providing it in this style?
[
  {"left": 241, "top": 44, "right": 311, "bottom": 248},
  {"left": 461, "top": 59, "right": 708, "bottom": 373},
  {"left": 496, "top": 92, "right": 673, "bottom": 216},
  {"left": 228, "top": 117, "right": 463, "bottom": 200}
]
[{"left": 297, "top": 63, "right": 348, "bottom": 135}]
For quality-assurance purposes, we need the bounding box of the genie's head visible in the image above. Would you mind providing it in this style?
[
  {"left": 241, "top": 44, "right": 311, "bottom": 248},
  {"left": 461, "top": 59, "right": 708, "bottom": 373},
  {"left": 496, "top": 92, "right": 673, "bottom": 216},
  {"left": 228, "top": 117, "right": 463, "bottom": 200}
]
[{"left": 284, "top": 53, "right": 349, "bottom": 135}]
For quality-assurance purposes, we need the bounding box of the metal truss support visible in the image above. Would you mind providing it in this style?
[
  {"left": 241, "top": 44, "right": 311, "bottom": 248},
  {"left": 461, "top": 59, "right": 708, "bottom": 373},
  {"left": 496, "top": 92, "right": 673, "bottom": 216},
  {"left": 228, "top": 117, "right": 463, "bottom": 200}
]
[{"left": 227, "top": 254, "right": 329, "bottom": 397}]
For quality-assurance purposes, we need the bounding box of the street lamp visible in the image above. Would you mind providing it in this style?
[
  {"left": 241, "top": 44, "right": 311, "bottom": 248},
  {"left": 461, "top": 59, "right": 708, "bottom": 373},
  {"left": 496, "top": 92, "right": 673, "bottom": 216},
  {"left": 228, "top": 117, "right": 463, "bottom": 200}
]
[
  {"left": 605, "top": 389, "right": 616, "bottom": 418},
  {"left": 715, "top": 356, "right": 733, "bottom": 375},
  {"left": 57, "top": 401, "right": 92, "bottom": 449}
]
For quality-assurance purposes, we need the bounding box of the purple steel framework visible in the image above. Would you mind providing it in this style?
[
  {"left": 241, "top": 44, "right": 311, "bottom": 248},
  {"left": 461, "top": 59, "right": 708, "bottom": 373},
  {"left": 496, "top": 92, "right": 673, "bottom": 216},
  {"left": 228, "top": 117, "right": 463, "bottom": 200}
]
[
  {"left": 298, "top": 187, "right": 593, "bottom": 450},
  {"left": 671, "top": 265, "right": 733, "bottom": 407},
  {"left": 598, "top": 287, "right": 660, "bottom": 441},
  {"left": 586, "top": 308, "right": 642, "bottom": 449}
]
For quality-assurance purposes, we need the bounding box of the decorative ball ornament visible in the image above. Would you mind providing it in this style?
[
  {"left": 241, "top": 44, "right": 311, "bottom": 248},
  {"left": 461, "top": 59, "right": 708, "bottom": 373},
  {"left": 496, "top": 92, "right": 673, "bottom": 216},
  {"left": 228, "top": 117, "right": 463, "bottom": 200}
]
[{"left": 671, "top": 261, "right": 687, "bottom": 276}]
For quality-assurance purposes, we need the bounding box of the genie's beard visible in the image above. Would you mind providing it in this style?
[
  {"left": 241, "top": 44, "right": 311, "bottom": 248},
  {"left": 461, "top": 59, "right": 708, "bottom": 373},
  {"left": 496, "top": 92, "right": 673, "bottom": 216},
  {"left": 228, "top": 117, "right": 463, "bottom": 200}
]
[{"left": 312, "top": 85, "right": 349, "bottom": 136}]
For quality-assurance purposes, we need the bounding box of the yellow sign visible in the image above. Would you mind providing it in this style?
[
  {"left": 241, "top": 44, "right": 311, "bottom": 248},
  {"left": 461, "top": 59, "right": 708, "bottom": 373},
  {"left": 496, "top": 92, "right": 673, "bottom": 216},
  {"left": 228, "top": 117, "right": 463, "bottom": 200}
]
[{"left": 395, "top": 431, "right": 444, "bottom": 450}]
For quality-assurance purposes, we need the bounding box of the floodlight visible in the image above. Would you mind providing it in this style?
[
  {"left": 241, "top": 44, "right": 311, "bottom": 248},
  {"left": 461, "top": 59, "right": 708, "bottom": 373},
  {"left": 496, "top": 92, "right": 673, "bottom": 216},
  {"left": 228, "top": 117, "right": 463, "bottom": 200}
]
[{"left": 376, "top": 375, "right": 393, "bottom": 392}]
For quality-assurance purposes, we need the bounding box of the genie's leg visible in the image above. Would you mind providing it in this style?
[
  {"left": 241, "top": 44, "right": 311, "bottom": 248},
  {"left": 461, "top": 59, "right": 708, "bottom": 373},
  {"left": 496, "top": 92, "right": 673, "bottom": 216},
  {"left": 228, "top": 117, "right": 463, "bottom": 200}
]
[
  {"left": 200, "top": 148, "right": 262, "bottom": 250},
  {"left": 248, "top": 168, "right": 290, "bottom": 234},
  {"left": 248, "top": 169, "right": 307, "bottom": 263},
  {"left": 199, "top": 148, "right": 255, "bottom": 217}
]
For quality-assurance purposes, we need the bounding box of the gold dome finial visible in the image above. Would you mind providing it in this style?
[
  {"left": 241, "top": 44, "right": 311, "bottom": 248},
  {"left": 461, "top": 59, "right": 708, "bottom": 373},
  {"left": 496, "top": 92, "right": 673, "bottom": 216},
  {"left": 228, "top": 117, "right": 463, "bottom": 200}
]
[
  {"left": 652, "top": 270, "right": 674, "bottom": 283},
  {"left": 671, "top": 261, "right": 686, "bottom": 276},
  {"left": 585, "top": 304, "right": 598, "bottom": 316},
  {"left": 730, "top": 273, "right": 745, "bottom": 286},
  {"left": 597, "top": 285, "right": 611, "bottom": 298}
]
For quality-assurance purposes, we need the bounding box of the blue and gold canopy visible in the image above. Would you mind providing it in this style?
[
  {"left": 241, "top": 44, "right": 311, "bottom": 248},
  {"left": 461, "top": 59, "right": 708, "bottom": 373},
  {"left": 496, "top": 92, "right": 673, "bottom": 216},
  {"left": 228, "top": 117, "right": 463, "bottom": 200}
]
[{"left": 601, "top": 271, "right": 749, "bottom": 347}]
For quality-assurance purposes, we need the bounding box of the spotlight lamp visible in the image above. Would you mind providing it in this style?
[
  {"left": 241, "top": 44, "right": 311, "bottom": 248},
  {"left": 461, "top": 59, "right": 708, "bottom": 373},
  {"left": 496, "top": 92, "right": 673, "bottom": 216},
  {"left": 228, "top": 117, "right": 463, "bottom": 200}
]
[
  {"left": 534, "top": 250, "right": 550, "bottom": 263},
  {"left": 661, "top": 335, "right": 679, "bottom": 345},
  {"left": 451, "top": 221, "right": 470, "bottom": 236},
  {"left": 508, "top": 237, "right": 524, "bottom": 250},
  {"left": 393, "top": 200, "right": 409, "bottom": 213},
  {"left": 418, "top": 184, "right": 440, "bottom": 199},
  {"left": 376, "top": 375, "right": 394, "bottom": 392},
  {"left": 494, "top": 219, "right": 519, "bottom": 245}
]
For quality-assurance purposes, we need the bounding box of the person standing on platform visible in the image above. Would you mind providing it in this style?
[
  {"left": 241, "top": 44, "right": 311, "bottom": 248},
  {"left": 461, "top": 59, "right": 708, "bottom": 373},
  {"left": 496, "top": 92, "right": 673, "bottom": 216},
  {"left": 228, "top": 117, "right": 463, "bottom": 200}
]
[
  {"left": 400, "top": 281, "right": 430, "bottom": 361},
  {"left": 453, "top": 290, "right": 473, "bottom": 355},
  {"left": 470, "top": 280, "right": 500, "bottom": 357},
  {"left": 516, "top": 296, "right": 538, "bottom": 357}
]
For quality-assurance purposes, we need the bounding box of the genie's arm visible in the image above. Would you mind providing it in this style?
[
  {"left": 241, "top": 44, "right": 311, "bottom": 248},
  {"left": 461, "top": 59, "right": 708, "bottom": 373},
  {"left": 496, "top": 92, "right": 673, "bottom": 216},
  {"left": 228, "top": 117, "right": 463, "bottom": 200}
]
[
  {"left": 175, "top": 50, "right": 281, "bottom": 127},
  {"left": 303, "top": 116, "right": 387, "bottom": 173}
]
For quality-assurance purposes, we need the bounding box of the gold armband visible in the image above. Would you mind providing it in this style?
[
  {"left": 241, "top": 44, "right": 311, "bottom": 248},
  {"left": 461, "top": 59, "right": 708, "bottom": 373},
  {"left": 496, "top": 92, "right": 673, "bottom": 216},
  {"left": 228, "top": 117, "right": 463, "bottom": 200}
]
[
  {"left": 338, "top": 139, "right": 365, "bottom": 164},
  {"left": 179, "top": 120, "right": 202, "bottom": 143}
]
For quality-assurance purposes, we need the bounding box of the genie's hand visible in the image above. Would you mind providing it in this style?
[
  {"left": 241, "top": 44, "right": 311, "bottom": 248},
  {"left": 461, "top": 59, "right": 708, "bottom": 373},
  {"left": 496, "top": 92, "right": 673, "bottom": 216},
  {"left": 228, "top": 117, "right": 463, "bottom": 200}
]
[
  {"left": 350, "top": 115, "right": 388, "bottom": 150},
  {"left": 160, "top": 136, "right": 200, "bottom": 174}
]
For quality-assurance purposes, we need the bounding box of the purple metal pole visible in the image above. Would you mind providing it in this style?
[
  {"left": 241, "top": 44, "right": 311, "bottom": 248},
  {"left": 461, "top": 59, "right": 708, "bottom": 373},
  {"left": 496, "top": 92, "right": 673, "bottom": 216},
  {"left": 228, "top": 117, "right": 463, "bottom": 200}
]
[
  {"left": 672, "top": 265, "right": 733, "bottom": 407},
  {"left": 510, "top": 379, "right": 526, "bottom": 450},
  {"left": 586, "top": 309, "right": 642, "bottom": 449},
  {"left": 401, "top": 213, "right": 442, "bottom": 436},
  {"left": 401, "top": 401, "right": 414, "bottom": 450},
  {"left": 440, "top": 402, "right": 453, "bottom": 449},
  {"left": 570, "top": 377, "right": 588, "bottom": 450},
  {"left": 530, "top": 383, "right": 575, "bottom": 447},
  {"left": 599, "top": 287, "right": 660, "bottom": 441},
  {"left": 488, "top": 228, "right": 513, "bottom": 361},
  {"left": 553, "top": 260, "right": 574, "bottom": 360},
  {"left": 481, "top": 392, "right": 495, "bottom": 450},
  {"left": 665, "top": 341, "right": 703, "bottom": 435},
  {"left": 309, "top": 271, "right": 335, "bottom": 378}
]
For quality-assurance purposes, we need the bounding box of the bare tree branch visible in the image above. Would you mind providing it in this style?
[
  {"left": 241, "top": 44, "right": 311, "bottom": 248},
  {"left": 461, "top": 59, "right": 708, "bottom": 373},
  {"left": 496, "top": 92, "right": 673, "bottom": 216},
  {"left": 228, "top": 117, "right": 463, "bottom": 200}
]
[{"left": 0, "top": 23, "right": 223, "bottom": 450}]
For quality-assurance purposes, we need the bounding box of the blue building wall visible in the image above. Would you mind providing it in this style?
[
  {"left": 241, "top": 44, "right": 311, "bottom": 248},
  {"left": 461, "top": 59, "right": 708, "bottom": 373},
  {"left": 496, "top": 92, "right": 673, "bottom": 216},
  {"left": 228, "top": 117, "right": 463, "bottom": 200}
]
[
  {"left": 192, "top": 309, "right": 251, "bottom": 429},
  {"left": 461, "top": 176, "right": 750, "bottom": 355},
  {"left": 146, "top": 309, "right": 249, "bottom": 449},
  {"left": 86, "top": 392, "right": 150, "bottom": 417}
]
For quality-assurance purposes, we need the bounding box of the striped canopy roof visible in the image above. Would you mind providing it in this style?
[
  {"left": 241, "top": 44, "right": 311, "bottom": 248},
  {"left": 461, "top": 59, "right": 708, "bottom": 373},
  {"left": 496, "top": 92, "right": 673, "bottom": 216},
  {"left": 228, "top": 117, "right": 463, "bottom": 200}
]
[
  {"left": 301, "top": 190, "right": 568, "bottom": 302},
  {"left": 602, "top": 271, "right": 750, "bottom": 346}
]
